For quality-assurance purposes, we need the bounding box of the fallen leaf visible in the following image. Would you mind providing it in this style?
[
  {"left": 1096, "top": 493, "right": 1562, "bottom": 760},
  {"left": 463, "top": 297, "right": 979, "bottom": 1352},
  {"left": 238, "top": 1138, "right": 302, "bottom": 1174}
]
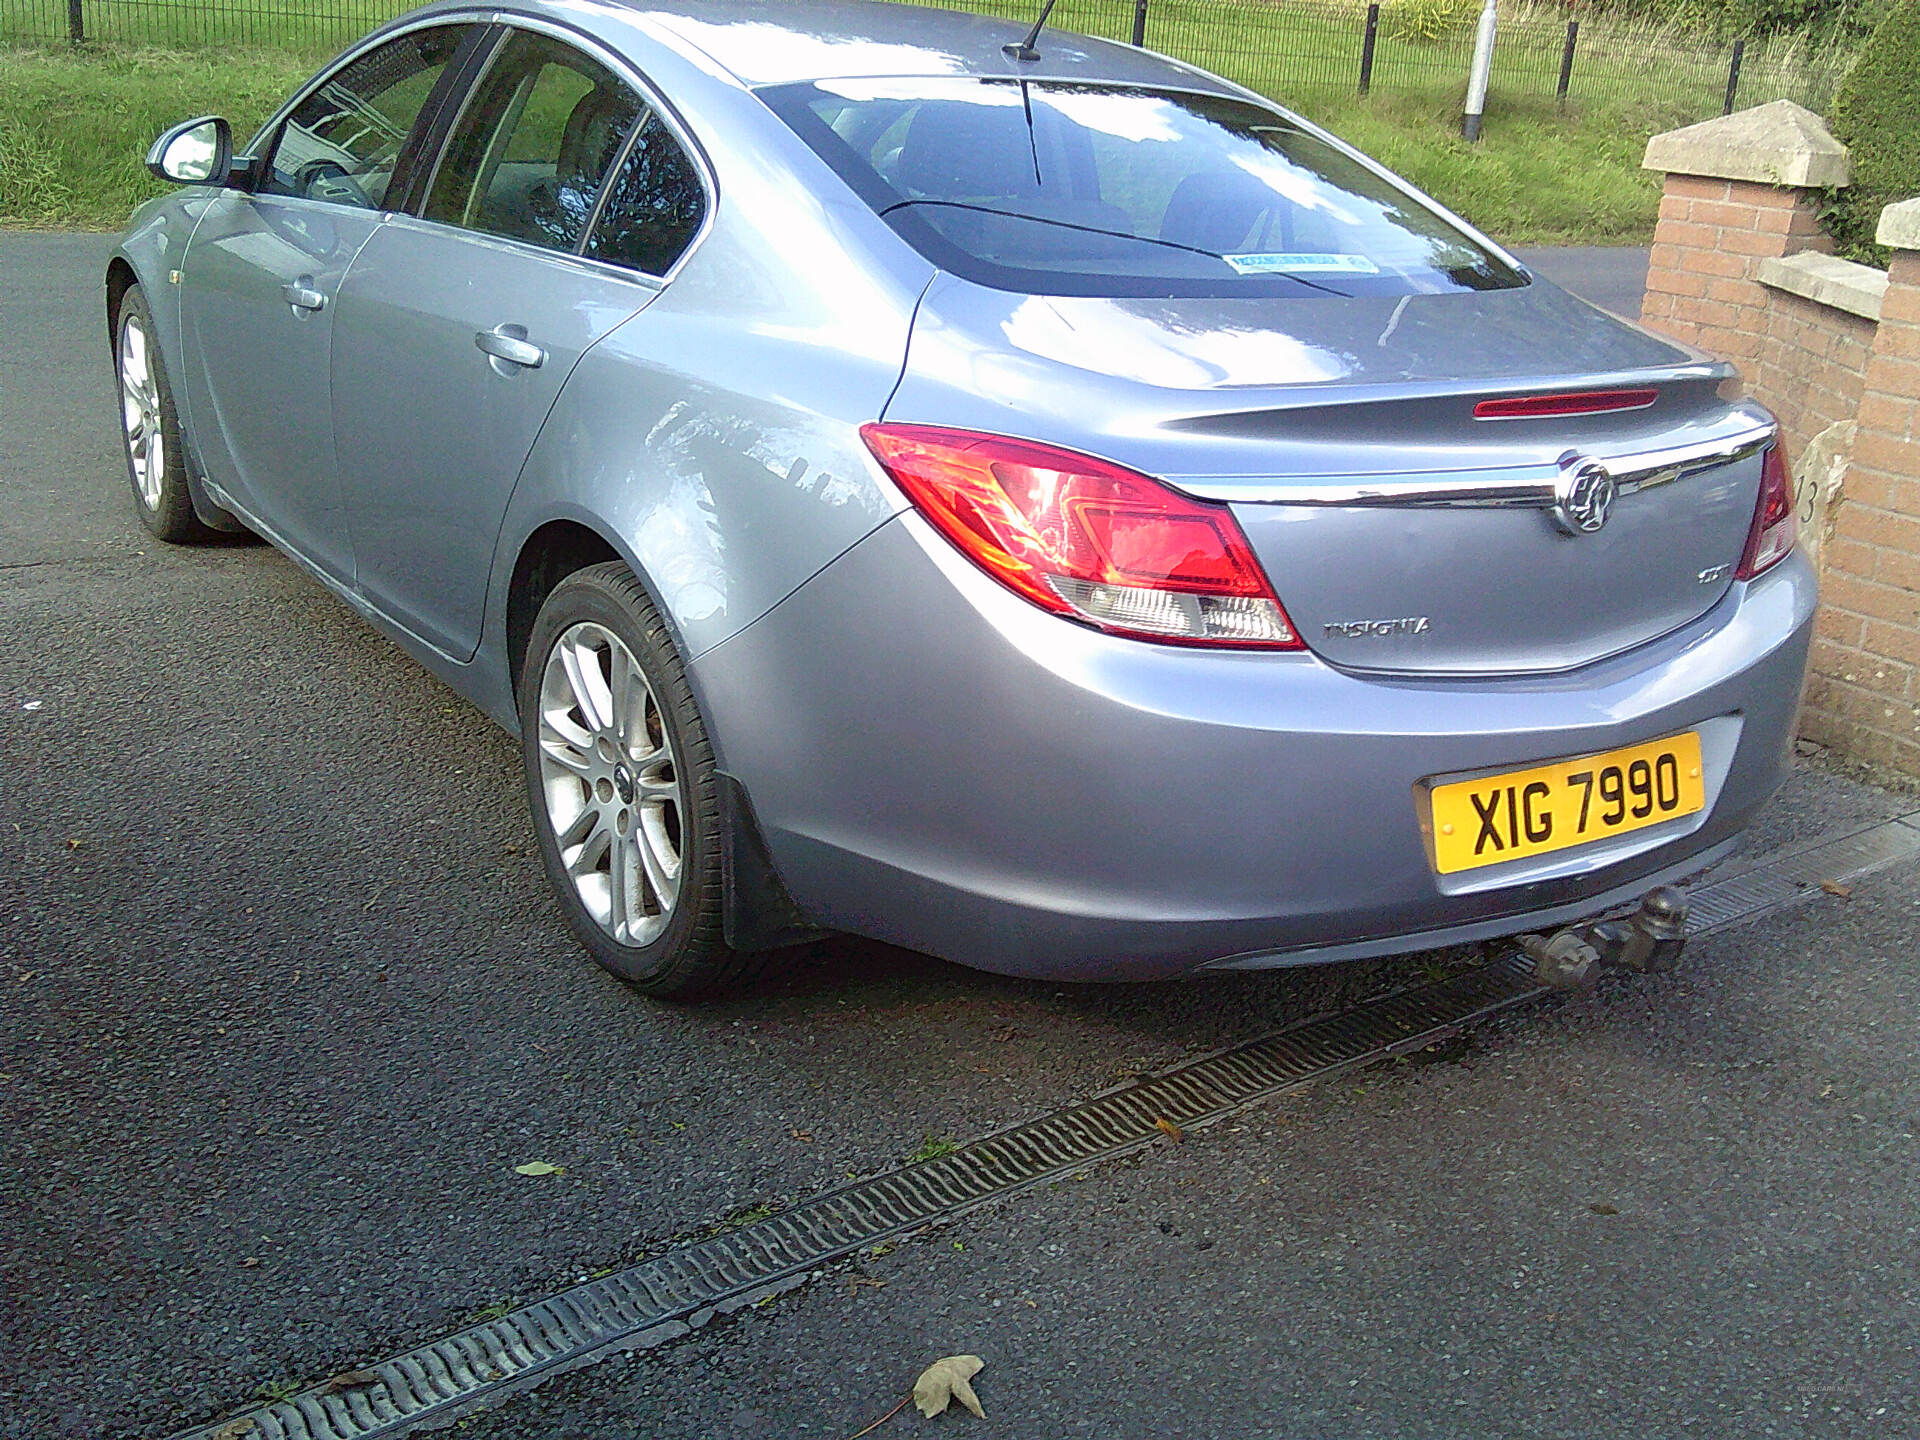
[
  {"left": 913, "top": 1355, "right": 985, "bottom": 1419},
  {"left": 1589, "top": 1202, "right": 1620, "bottom": 1216},
  {"left": 847, "top": 1275, "right": 887, "bottom": 1294},
  {"left": 1819, "top": 878, "right": 1853, "bottom": 899},
  {"left": 211, "top": 1421, "right": 255, "bottom": 1439},
  {"left": 790, "top": 1128, "right": 815, "bottom": 1142},
  {"left": 240, "top": 1257, "right": 260, "bottom": 1268},
  {"left": 513, "top": 1161, "right": 565, "bottom": 1177},
  {"left": 1153, "top": 1117, "right": 1185, "bottom": 1144},
  {"left": 320, "top": 1370, "right": 380, "bottom": 1395}
]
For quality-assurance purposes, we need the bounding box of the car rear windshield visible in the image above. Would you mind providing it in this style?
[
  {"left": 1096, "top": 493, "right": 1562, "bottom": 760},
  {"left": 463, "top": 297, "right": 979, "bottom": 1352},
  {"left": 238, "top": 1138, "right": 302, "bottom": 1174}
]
[{"left": 761, "top": 77, "right": 1525, "bottom": 299}]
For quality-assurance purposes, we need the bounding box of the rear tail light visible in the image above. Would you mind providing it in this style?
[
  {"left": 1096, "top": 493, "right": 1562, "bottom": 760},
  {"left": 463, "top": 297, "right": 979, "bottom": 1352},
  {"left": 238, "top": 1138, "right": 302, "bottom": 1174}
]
[
  {"left": 860, "top": 423, "right": 1302, "bottom": 649},
  {"left": 1736, "top": 442, "right": 1796, "bottom": 579}
]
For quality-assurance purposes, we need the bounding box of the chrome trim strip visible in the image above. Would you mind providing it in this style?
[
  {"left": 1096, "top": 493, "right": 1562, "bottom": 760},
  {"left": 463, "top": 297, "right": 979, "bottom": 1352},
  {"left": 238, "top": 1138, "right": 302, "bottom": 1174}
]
[{"left": 1173, "top": 422, "right": 1775, "bottom": 508}]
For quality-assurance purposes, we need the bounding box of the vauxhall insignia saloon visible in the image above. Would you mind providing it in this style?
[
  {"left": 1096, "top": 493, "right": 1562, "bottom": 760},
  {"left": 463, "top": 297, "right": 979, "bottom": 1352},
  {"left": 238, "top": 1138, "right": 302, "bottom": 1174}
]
[{"left": 110, "top": 0, "right": 1812, "bottom": 995}]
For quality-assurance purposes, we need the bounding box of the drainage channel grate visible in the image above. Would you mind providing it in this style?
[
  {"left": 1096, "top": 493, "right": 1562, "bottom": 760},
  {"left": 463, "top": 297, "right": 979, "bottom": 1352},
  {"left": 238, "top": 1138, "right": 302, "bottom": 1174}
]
[
  {"left": 1685, "top": 811, "right": 1920, "bottom": 933},
  {"left": 166, "top": 962, "right": 1542, "bottom": 1440},
  {"left": 166, "top": 811, "right": 1920, "bottom": 1440}
]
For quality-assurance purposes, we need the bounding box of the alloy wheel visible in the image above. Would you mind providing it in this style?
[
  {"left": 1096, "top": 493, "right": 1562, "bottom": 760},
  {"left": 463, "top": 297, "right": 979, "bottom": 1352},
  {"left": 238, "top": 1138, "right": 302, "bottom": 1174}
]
[
  {"left": 536, "top": 621, "right": 683, "bottom": 947},
  {"left": 118, "top": 312, "right": 165, "bottom": 509}
]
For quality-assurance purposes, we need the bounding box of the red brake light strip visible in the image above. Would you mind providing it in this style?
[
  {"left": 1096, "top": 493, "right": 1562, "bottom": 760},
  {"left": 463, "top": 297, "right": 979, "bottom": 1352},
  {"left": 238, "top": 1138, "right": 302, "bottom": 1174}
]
[{"left": 1474, "top": 389, "right": 1660, "bottom": 420}]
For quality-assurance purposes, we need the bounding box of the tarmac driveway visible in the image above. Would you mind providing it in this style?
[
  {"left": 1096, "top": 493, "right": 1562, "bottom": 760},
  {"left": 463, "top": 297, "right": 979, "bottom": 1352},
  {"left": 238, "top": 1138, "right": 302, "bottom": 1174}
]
[{"left": 3, "top": 233, "right": 1918, "bottom": 1440}]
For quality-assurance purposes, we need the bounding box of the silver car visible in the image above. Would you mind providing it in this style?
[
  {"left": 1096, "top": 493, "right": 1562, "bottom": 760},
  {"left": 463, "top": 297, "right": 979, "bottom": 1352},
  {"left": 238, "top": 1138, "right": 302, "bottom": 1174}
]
[{"left": 111, "top": 0, "right": 1812, "bottom": 995}]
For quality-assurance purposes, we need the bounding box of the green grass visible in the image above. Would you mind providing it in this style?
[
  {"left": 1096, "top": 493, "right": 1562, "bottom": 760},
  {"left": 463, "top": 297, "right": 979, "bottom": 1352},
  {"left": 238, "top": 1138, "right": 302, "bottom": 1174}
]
[
  {"left": 0, "top": 41, "right": 1667, "bottom": 240},
  {"left": 0, "top": 0, "right": 1859, "bottom": 241},
  {"left": 0, "top": 45, "right": 318, "bottom": 226},
  {"left": 907, "top": 1134, "right": 961, "bottom": 1163},
  {"left": 1305, "top": 91, "right": 1670, "bottom": 245}
]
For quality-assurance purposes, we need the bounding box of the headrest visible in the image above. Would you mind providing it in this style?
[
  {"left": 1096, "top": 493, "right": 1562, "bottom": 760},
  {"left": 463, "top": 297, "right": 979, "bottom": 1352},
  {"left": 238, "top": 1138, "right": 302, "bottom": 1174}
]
[{"left": 894, "top": 101, "right": 1042, "bottom": 203}]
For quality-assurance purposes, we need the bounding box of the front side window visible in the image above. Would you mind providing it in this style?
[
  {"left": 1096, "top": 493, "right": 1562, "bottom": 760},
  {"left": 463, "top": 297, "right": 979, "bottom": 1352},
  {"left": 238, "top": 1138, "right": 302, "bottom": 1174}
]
[
  {"left": 260, "top": 24, "right": 473, "bottom": 209},
  {"left": 423, "top": 30, "right": 642, "bottom": 254},
  {"left": 762, "top": 78, "right": 1525, "bottom": 299}
]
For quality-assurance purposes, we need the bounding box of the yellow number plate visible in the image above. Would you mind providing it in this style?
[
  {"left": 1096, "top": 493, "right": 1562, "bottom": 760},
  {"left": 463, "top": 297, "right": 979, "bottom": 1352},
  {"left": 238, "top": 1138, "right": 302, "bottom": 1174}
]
[{"left": 1428, "top": 732, "right": 1706, "bottom": 875}]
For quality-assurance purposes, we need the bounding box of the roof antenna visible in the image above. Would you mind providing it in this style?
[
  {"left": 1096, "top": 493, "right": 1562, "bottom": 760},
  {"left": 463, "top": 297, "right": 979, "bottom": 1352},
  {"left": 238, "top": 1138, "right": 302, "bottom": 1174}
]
[{"left": 1002, "top": 0, "right": 1059, "bottom": 62}]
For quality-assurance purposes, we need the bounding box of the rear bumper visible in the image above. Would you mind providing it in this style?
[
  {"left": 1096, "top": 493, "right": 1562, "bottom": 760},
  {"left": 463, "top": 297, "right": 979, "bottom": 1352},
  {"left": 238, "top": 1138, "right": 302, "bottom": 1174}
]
[{"left": 692, "top": 515, "right": 1816, "bottom": 981}]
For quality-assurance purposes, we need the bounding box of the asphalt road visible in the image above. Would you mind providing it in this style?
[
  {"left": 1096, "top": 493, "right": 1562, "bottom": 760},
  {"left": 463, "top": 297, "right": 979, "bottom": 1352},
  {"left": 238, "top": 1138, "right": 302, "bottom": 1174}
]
[
  {"left": 1513, "top": 246, "right": 1653, "bottom": 320},
  {"left": 4, "top": 234, "right": 1918, "bottom": 1440}
]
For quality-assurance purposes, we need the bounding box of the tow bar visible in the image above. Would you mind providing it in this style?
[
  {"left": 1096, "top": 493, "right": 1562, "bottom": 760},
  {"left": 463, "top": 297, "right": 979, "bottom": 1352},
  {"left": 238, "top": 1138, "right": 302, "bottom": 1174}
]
[{"left": 1519, "top": 885, "right": 1689, "bottom": 991}]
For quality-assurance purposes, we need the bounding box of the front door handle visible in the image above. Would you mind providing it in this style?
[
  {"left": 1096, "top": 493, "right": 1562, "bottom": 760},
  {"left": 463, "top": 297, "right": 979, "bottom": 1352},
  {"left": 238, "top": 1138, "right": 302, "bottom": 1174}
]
[
  {"left": 474, "top": 325, "right": 546, "bottom": 371},
  {"left": 282, "top": 282, "right": 327, "bottom": 313}
]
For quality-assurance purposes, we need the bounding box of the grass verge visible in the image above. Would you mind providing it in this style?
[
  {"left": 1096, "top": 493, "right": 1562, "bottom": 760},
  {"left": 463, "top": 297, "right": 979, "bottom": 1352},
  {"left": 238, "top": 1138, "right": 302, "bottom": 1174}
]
[
  {"left": 0, "top": 45, "right": 318, "bottom": 227},
  {"left": 1300, "top": 90, "right": 1668, "bottom": 245}
]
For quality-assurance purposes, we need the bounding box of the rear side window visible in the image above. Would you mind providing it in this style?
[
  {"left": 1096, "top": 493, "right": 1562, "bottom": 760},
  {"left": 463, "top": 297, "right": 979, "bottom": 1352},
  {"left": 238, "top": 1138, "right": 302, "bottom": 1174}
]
[
  {"left": 585, "top": 112, "right": 706, "bottom": 275},
  {"left": 762, "top": 78, "right": 1524, "bottom": 299},
  {"left": 424, "top": 30, "right": 643, "bottom": 254}
]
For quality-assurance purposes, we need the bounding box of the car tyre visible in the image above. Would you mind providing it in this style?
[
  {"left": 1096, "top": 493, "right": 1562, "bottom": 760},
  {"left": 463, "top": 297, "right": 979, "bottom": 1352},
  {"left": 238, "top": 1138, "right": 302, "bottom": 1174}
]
[
  {"left": 520, "top": 562, "right": 761, "bottom": 998},
  {"left": 114, "top": 283, "right": 215, "bottom": 544}
]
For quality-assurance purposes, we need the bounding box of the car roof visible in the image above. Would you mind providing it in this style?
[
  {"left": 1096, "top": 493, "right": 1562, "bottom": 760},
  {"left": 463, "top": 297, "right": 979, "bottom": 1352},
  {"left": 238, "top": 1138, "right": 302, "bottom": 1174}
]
[{"left": 576, "top": 0, "right": 1245, "bottom": 91}]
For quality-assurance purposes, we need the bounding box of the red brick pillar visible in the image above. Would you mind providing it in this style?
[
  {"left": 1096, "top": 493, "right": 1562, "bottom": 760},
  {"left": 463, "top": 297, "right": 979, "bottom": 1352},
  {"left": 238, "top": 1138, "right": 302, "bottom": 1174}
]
[
  {"left": 1639, "top": 101, "right": 1850, "bottom": 368},
  {"left": 1801, "top": 202, "right": 1920, "bottom": 773}
]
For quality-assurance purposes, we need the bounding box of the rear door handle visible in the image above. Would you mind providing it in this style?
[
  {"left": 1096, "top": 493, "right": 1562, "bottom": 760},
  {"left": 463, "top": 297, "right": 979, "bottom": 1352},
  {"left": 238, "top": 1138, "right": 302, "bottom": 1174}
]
[
  {"left": 281, "top": 282, "right": 327, "bottom": 313},
  {"left": 474, "top": 325, "right": 546, "bottom": 370}
]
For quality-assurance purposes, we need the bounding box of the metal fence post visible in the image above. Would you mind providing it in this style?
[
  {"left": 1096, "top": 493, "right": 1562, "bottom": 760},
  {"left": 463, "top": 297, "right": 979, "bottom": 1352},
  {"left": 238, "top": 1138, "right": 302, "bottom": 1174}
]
[
  {"left": 1557, "top": 19, "right": 1578, "bottom": 104},
  {"left": 1462, "top": 0, "right": 1497, "bottom": 141},
  {"left": 1131, "top": 0, "right": 1147, "bottom": 47},
  {"left": 1723, "top": 37, "right": 1745, "bottom": 114},
  {"left": 1359, "top": 3, "right": 1380, "bottom": 95},
  {"left": 67, "top": 0, "right": 84, "bottom": 43}
]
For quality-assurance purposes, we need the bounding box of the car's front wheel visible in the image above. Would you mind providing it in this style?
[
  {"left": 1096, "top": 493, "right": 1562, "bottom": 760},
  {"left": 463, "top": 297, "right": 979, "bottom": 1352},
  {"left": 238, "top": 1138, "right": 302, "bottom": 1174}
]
[
  {"left": 519, "top": 562, "right": 757, "bottom": 998},
  {"left": 114, "top": 283, "right": 212, "bottom": 543}
]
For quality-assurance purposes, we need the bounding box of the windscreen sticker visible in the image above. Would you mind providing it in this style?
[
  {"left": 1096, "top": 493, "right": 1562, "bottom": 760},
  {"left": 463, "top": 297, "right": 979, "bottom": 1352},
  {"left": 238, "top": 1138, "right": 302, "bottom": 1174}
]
[{"left": 1224, "top": 252, "right": 1382, "bottom": 276}]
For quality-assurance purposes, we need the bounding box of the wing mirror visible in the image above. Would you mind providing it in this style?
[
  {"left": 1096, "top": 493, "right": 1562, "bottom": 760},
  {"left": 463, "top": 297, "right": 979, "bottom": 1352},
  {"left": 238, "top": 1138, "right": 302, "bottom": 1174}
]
[{"left": 146, "top": 116, "right": 232, "bottom": 185}]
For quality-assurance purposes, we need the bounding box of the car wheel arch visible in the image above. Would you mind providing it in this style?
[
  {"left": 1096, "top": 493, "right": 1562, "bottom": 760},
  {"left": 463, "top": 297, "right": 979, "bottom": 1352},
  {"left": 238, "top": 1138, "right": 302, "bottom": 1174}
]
[
  {"left": 503, "top": 517, "right": 707, "bottom": 732},
  {"left": 105, "top": 257, "right": 140, "bottom": 349},
  {"left": 106, "top": 252, "right": 250, "bottom": 536},
  {"left": 505, "top": 518, "right": 625, "bottom": 712}
]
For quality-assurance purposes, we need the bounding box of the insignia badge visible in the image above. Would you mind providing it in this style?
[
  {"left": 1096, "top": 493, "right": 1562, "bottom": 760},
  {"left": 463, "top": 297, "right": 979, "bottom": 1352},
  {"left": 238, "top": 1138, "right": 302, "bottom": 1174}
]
[
  {"left": 1324, "top": 616, "right": 1432, "bottom": 639},
  {"left": 1551, "top": 456, "right": 1617, "bottom": 535}
]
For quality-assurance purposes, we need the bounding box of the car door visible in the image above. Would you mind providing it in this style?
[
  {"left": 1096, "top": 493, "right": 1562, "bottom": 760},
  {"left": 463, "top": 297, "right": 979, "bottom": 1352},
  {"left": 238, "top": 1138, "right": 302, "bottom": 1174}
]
[
  {"left": 330, "top": 26, "right": 706, "bottom": 661},
  {"left": 177, "top": 21, "right": 485, "bottom": 584}
]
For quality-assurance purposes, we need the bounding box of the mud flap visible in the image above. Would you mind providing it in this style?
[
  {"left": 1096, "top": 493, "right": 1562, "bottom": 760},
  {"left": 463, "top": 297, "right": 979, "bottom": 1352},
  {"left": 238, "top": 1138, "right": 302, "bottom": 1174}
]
[
  {"left": 717, "top": 773, "right": 830, "bottom": 952},
  {"left": 185, "top": 468, "right": 250, "bottom": 534}
]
